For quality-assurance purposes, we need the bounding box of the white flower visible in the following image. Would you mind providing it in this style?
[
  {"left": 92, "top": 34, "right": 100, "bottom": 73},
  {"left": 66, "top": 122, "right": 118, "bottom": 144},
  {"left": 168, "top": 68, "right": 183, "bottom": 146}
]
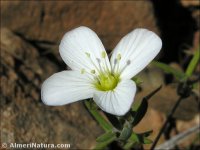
[{"left": 41, "top": 26, "right": 162, "bottom": 116}]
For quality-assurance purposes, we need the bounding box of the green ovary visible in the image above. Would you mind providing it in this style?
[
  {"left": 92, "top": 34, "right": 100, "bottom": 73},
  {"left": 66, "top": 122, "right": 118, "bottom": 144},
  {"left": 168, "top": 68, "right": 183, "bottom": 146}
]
[{"left": 94, "top": 73, "right": 119, "bottom": 91}]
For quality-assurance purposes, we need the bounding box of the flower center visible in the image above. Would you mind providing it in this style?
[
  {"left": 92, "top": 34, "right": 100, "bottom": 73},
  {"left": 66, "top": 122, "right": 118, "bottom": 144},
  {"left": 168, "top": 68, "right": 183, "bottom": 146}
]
[
  {"left": 82, "top": 51, "right": 125, "bottom": 91},
  {"left": 94, "top": 73, "right": 119, "bottom": 91}
]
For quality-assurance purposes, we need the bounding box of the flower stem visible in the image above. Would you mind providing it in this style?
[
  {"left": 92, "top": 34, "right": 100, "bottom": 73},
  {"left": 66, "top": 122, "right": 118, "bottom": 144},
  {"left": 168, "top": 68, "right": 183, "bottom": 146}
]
[{"left": 84, "top": 99, "right": 113, "bottom": 132}]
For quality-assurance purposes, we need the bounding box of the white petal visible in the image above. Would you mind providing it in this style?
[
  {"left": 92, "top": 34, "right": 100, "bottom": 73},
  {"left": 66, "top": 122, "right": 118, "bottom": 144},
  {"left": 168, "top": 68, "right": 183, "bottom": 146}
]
[
  {"left": 111, "top": 28, "right": 162, "bottom": 79},
  {"left": 93, "top": 80, "right": 136, "bottom": 116},
  {"left": 41, "top": 71, "right": 95, "bottom": 106},
  {"left": 59, "top": 26, "right": 111, "bottom": 74}
]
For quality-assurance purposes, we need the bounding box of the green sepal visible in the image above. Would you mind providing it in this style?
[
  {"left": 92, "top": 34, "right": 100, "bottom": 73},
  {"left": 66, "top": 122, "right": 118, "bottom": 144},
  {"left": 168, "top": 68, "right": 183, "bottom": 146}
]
[{"left": 118, "top": 121, "right": 132, "bottom": 141}]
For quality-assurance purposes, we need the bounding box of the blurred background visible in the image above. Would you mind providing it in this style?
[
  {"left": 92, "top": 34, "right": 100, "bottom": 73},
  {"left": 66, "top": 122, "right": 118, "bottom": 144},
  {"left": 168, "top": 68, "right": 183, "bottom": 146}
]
[{"left": 1, "top": 0, "right": 199, "bottom": 149}]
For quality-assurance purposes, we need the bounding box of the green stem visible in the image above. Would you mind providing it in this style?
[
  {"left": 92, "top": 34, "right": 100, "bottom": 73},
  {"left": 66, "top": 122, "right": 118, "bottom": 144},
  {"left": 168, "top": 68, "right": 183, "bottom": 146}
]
[
  {"left": 84, "top": 100, "right": 113, "bottom": 132},
  {"left": 185, "top": 48, "right": 200, "bottom": 78}
]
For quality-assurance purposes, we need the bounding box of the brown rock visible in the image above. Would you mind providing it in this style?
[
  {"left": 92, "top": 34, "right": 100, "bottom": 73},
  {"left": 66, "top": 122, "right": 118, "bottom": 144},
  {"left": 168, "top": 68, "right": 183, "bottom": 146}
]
[
  {"left": 1, "top": 1, "right": 159, "bottom": 51},
  {"left": 133, "top": 108, "right": 166, "bottom": 149},
  {"left": 135, "top": 84, "right": 199, "bottom": 121}
]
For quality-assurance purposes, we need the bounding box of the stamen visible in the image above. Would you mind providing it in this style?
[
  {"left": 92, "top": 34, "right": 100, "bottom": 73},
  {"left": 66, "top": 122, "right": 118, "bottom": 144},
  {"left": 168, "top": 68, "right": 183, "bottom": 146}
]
[
  {"left": 85, "top": 51, "right": 101, "bottom": 75},
  {"left": 101, "top": 51, "right": 110, "bottom": 73},
  {"left": 127, "top": 60, "right": 131, "bottom": 65},
  {"left": 101, "top": 51, "right": 106, "bottom": 58},
  {"left": 96, "top": 58, "right": 101, "bottom": 63},
  {"left": 96, "top": 58, "right": 104, "bottom": 73},
  {"left": 117, "top": 54, "right": 121, "bottom": 61},
  {"left": 112, "top": 53, "right": 121, "bottom": 74},
  {"left": 81, "top": 68, "right": 85, "bottom": 74},
  {"left": 119, "top": 60, "right": 131, "bottom": 74},
  {"left": 114, "top": 59, "right": 118, "bottom": 64},
  {"left": 112, "top": 58, "right": 118, "bottom": 73},
  {"left": 80, "top": 68, "right": 97, "bottom": 83},
  {"left": 85, "top": 52, "right": 90, "bottom": 58},
  {"left": 91, "top": 70, "right": 96, "bottom": 74}
]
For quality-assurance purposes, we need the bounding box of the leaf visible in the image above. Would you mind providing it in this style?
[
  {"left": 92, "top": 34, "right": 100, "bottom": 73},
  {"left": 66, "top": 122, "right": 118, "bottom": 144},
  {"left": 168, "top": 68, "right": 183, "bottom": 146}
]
[
  {"left": 124, "top": 131, "right": 152, "bottom": 149},
  {"left": 151, "top": 61, "right": 186, "bottom": 80},
  {"left": 185, "top": 48, "right": 200, "bottom": 77},
  {"left": 131, "top": 98, "right": 148, "bottom": 127},
  {"left": 131, "top": 86, "right": 162, "bottom": 127},
  {"left": 96, "top": 131, "right": 116, "bottom": 142},
  {"left": 94, "top": 135, "right": 117, "bottom": 150},
  {"left": 84, "top": 100, "right": 113, "bottom": 132},
  {"left": 143, "top": 85, "right": 162, "bottom": 100},
  {"left": 129, "top": 132, "right": 140, "bottom": 142},
  {"left": 131, "top": 101, "right": 141, "bottom": 112},
  {"left": 142, "top": 137, "right": 153, "bottom": 144},
  {"left": 123, "top": 141, "right": 137, "bottom": 150},
  {"left": 104, "top": 113, "right": 123, "bottom": 130},
  {"left": 129, "top": 132, "right": 153, "bottom": 144}
]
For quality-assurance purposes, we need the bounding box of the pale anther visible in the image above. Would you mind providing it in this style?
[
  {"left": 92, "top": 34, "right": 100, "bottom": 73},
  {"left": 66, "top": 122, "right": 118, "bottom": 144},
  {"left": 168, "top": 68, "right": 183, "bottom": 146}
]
[
  {"left": 117, "top": 54, "right": 121, "bottom": 61},
  {"left": 91, "top": 70, "right": 96, "bottom": 74},
  {"left": 81, "top": 68, "right": 85, "bottom": 74},
  {"left": 96, "top": 58, "right": 101, "bottom": 63},
  {"left": 114, "top": 59, "right": 117, "bottom": 64},
  {"left": 101, "top": 51, "right": 106, "bottom": 58},
  {"left": 127, "top": 60, "right": 131, "bottom": 65},
  {"left": 85, "top": 52, "right": 90, "bottom": 58}
]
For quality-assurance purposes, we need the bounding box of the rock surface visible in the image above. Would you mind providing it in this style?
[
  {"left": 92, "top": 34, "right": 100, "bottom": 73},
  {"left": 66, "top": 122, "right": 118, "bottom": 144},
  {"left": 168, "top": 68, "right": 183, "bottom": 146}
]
[
  {"left": 1, "top": 1, "right": 158, "bottom": 51},
  {"left": 0, "top": 28, "right": 101, "bottom": 149}
]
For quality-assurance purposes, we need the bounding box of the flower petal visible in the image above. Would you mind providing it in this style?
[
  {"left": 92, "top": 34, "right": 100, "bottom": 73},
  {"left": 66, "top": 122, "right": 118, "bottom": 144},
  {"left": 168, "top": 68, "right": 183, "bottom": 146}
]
[
  {"left": 111, "top": 28, "right": 162, "bottom": 79},
  {"left": 41, "top": 71, "right": 94, "bottom": 106},
  {"left": 93, "top": 80, "right": 136, "bottom": 116},
  {"left": 59, "top": 26, "right": 111, "bottom": 74}
]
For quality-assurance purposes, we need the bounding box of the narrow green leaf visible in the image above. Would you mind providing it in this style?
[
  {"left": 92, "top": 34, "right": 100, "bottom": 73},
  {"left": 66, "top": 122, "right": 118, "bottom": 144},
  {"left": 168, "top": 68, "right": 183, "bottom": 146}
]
[
  {"left": 143, "top": 137, "right": 153, "bottom": 144},
  {"left": 131, "top": 98, "right": 148, "bottom": 127},
  {"left": 94, "top": 135, "right": 117, "bottom": 150},
  {"left": 105, "top": 113, "right": 123, "bottom": 130},
  {"left": 131, "top": 86, "right": 162, "bottom": 127},
  {"left": 84, "top": 100, "right": 113, "bottom": 132},
  {"left": 131, "top": 101, "right": 141, "bottom": 112},
  {"left": 123, "top": 141, "right": 137, "bottom": 149},
  {"left": 137, "top": 131, "right": 153, "bottom": 144},
  {"left": 186, "top": 48, "right": 200, "bottom": 77},
  {"left": 123, "top": 132, "right": 140, "bottom": 149},
  {"left": 96, "top": 131, "right": 116, "bottom": 142},
  {"left": 151, "top": 61, "right": 186, "bottom": 80},
  {"left": 129, "top": 132, "right": 152, "bottom": 144},
  {"left": 129, "top": 132, "right": 140, "bottom": 142}
]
